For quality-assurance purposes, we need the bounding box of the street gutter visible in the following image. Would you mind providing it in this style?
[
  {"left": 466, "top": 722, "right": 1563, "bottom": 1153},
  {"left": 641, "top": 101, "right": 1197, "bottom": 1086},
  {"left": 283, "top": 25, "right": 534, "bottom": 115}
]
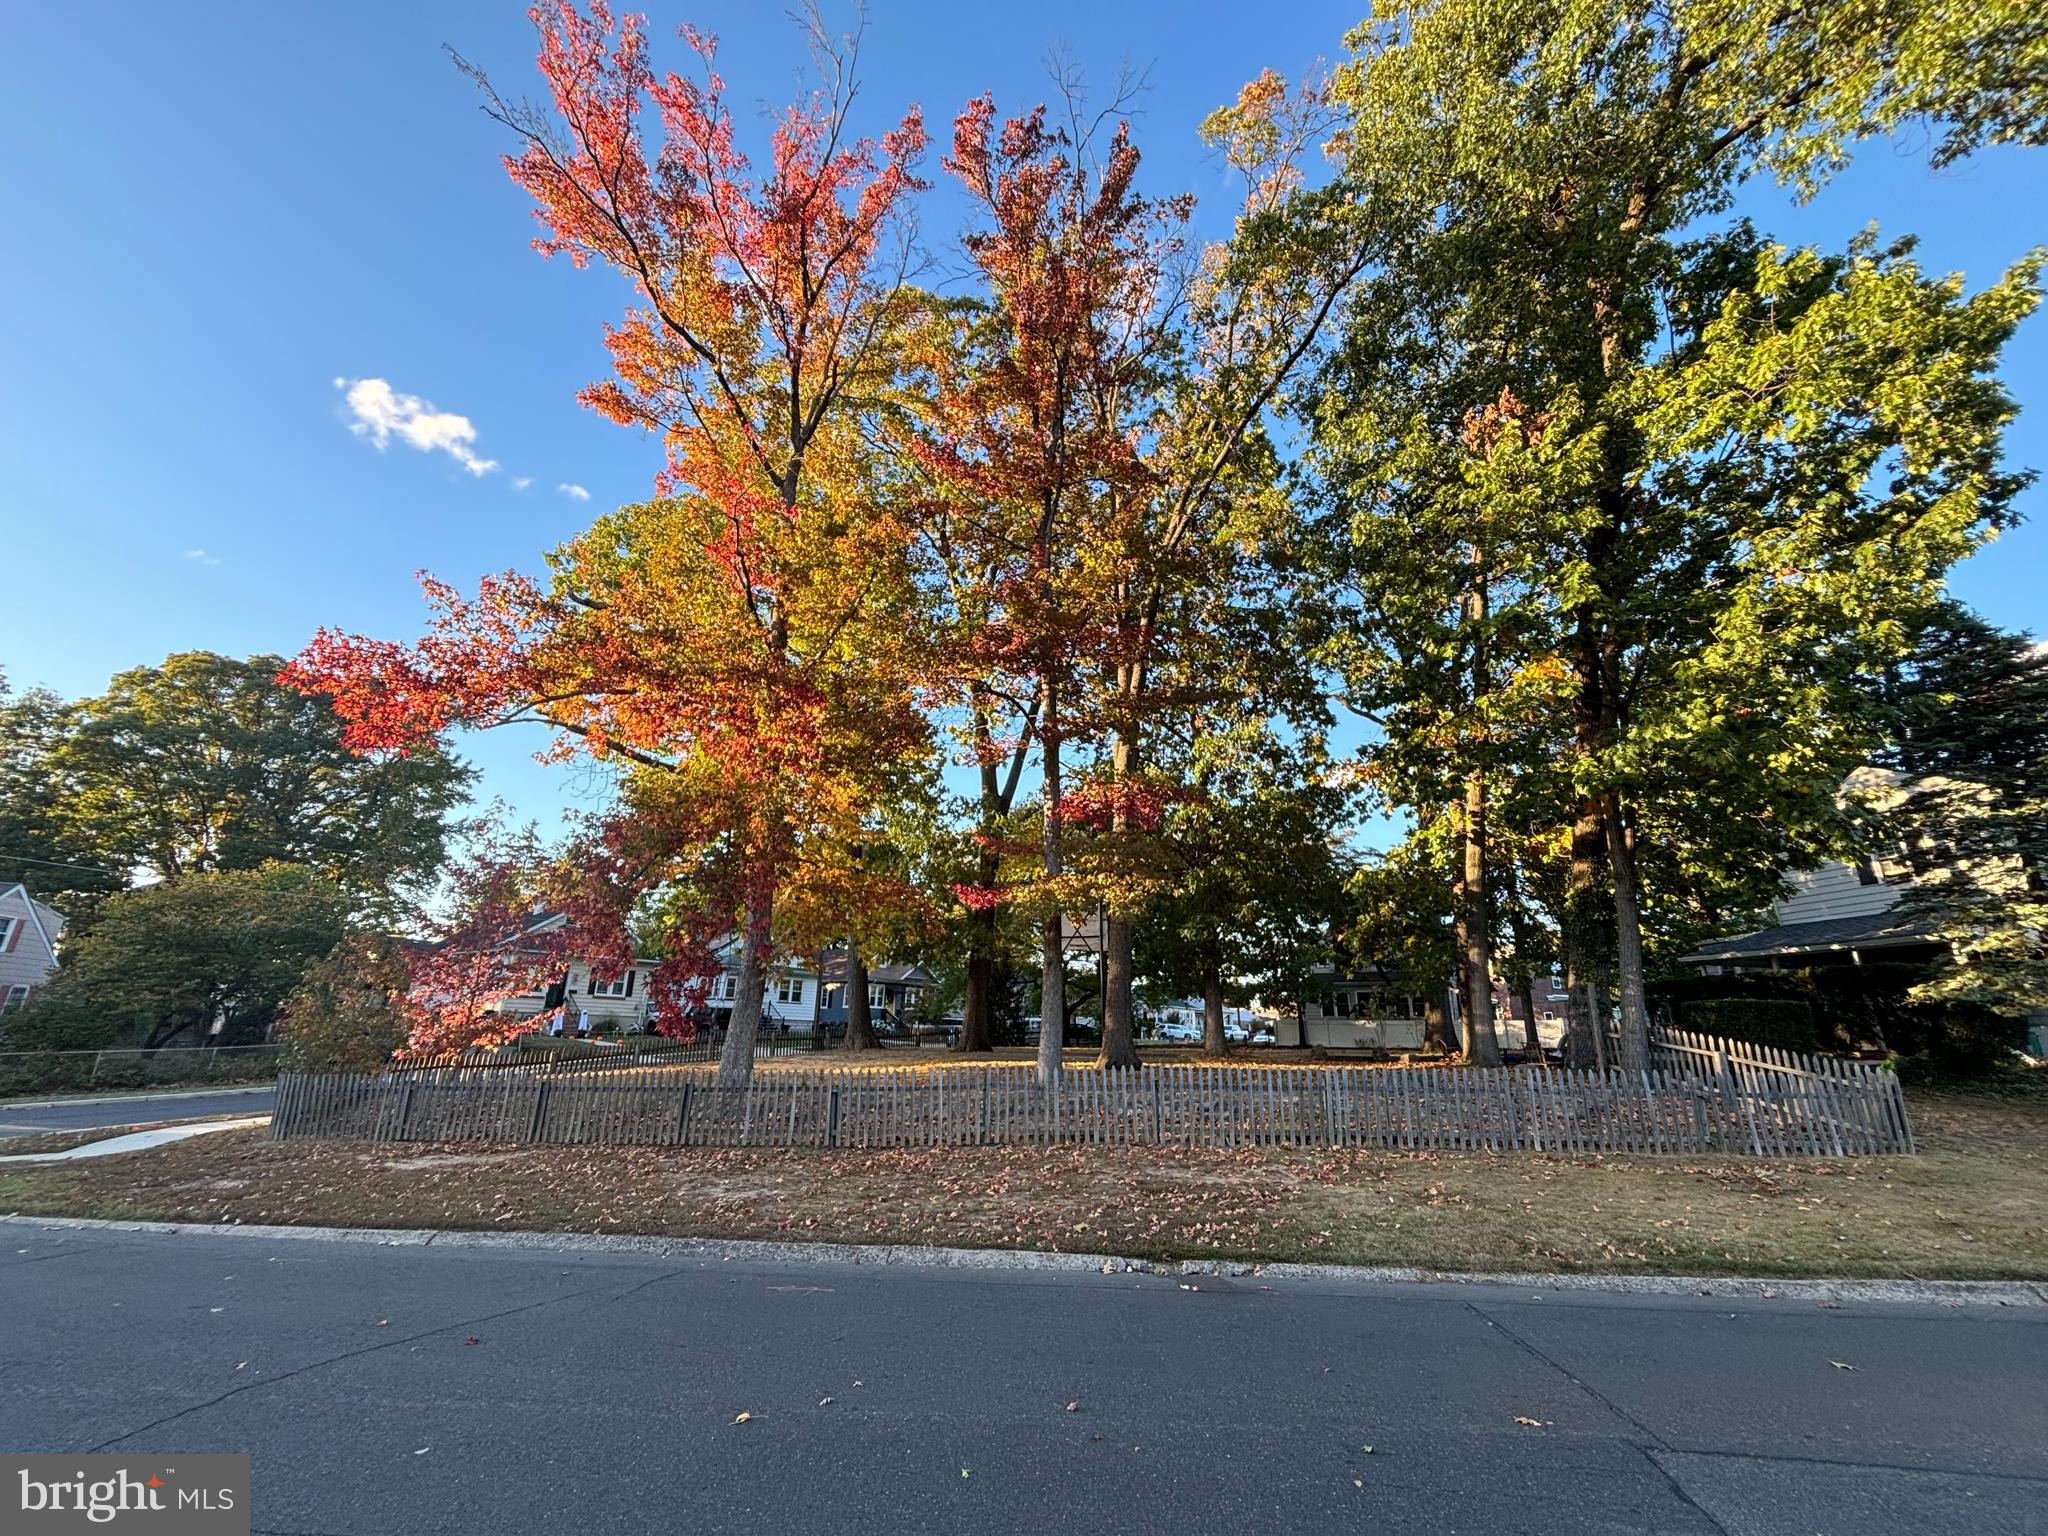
[{"left": 6, "top": 1213, "right": 2044, "bottom": 1309}]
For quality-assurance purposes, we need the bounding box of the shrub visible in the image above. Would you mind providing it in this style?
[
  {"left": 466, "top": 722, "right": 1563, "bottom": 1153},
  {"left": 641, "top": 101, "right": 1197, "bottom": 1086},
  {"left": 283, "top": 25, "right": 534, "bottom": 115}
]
[{"left": 1677, "top": 997, "right": 1820, "bottom": 1053}]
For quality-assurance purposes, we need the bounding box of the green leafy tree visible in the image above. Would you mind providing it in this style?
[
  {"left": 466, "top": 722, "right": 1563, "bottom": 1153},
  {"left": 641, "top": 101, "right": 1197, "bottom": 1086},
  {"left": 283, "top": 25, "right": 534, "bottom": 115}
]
[
  {"left": 1299, "top": 0, "right": 2044, "bottom": 1069},
  {"left": 6, "top": 865, "right": 349, "bottom": 1051},
  {"left": 0, "top": 677, "right": 123, "bottom": 916},
  {"left": 34, "top": 653, "right": 472, "bottom": 916},
  {"left": 1879, "top": 605, "right": 2048, "bottom": 1021},
  {"left": 1136, "top": 729, "right": 1353, "bottom": 1055}
]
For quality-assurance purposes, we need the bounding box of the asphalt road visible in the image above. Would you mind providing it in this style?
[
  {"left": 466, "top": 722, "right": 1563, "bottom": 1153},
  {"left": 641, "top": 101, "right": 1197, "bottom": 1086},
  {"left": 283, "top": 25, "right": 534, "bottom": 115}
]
[
  {"left": 3, "top": 1226, "right": 2044, "bottom": 1536},
  {"left": 0, "top": 1086, "right": 276, "bottom": 1138}
]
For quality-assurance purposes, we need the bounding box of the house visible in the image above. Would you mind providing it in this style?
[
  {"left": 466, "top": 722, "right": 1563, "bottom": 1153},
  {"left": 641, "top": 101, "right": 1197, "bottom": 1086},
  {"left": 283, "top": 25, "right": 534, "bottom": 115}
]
[
  {"left": 483, "top": 911, "right": 830, "bottom": 1034},
  {"left": 1261, "top": 964, "right": 1434, "bottom": 1051},
  {"left": 813, "top": 952, "right": 937, "bottom": 1031},
  {"left": 1681, "top": 768, "right": 1960, "bottom": 974},
  {"left": 0, "top": 883, "right": 65, "bottom": 1015},
  {"left": 1491, "top": 973, "right": 1571, "bottom": 1049}
]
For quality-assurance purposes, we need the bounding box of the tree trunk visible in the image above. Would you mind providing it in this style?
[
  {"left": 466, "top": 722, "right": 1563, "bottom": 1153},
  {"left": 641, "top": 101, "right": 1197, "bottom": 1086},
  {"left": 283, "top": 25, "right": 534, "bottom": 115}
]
[
  {"left": 1458, "top": 778, "right": 1502, "bottom": 1067},
  {"left": 1202, "top": 962, "right": 1227, "bottom": 1057},
  {"left": 1097, "top": 731, "right": 1140, "bottom": 1068},
  {"left": 716, "top": 892, "right": 772, "bottom": 1088},
  {"left": 842, "top": 937, "right": 879, "bottom": 1052},
  {"left": 955, "top": 928, "right": 995, "bottom": 1053},
  {"left": 1561, "top": 802, "right": 1609, "bottom": 1070},
  {"left": 1510, "top": 968, "right": 1537, "bottom": 1059},
  {"left": 1602, "top": 793, "right": 1651, "bottom": 1072},
  {"left": 1036, "top": 693, "right": 1064, "bottom": 1088},
  {"left": 1423, "top": 993, "right": 1458, "bottom": 1057},
  {"left": 1099, "top": 910, "right": 1138, "bottom": 1068}
]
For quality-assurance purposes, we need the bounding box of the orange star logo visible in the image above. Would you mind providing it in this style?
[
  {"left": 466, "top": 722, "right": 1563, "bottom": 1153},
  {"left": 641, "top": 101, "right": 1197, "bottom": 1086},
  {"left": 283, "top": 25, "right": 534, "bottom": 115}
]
[{"left": 146, "top": 1476, "right": 164, "bottom": 1488}]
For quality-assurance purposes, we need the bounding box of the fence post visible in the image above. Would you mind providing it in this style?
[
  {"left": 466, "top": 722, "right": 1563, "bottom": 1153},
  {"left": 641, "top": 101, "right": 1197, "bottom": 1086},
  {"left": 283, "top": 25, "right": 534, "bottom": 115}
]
[
  {"left": 828, "top": 1085, "right": 841, "bottom": 1149},
  {"left": 676, "top": 1080, "right": 694, "bottom": 1147},
  {"left": 526, "top": 1080, "right": 551, "bottom": 1143}
]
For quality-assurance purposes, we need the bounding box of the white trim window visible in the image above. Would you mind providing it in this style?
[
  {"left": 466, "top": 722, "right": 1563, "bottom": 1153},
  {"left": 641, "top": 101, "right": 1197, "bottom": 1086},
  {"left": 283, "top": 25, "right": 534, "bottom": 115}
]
[
  {"left": 1, "top": 984, "right": 28, "bottom": 1013},
  {"left": 867, "top": 983, "right": 886, "bottom": 1010},
  {"left": 775, "top": 975, "right": 804, "bottom": 1005},
  {"left": 588, "top": 971, "right": 634, "bottom": 998},
  {"left": 0, "top": 916, "right": 16, "bottom": 952},
  {"left": 711, "top": 974, "right": 737, "bottom": 1002}
]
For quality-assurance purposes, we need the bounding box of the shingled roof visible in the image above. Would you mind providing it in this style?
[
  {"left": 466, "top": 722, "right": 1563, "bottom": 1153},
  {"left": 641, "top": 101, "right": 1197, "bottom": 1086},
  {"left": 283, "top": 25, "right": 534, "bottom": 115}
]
[{"left": 1682, "top": 909, "right": 1940, "bottom": 964}]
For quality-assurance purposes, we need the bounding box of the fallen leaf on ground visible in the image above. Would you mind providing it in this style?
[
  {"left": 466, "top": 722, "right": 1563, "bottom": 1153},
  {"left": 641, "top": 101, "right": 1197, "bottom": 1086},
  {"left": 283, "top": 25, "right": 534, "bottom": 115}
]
[
  {"left": 1360, "top": 1445, "right": 1374, "bottom": 1454},
  {"left": 1830, "top": 1361, "right": 1858, "bottom": 1371},
  {"left": 960, "top": 1468, "right": 971, "bottom": 1479},
  {"left": 373, "top": 1320, "right": 389, "bottom": 1328},
  {"left": 1513, "top": 1416, "right": 1550, "bottom": 1428},
  {"left": 413, "top": 1447, "right": 430, "bottom": 1456},
  {"left": 1817, "top": 1301, "right": 1840, "bottom": 1310},
  {"left": 464, "top": 1337, "right": 482, "bottom": 1346},
  {"left": 818, "top": 1397, "right": 835, "bottom": 1407},
  {"left": 1352, "top": 1479, "right": 1363, "bottom": 1488},
  {"left": 733, "top": 1412, "right": 752, "bottom": 1424},
  {"left": 1065, "top": 1401, "right": 1079, "bottom": 1413}
]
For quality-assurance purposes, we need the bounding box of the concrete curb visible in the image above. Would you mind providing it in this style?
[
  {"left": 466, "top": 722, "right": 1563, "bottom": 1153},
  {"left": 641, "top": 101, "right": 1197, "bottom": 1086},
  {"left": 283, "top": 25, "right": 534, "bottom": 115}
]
[{"left": 6, "top": 1213, "right": 2045, "bottom": 1309}]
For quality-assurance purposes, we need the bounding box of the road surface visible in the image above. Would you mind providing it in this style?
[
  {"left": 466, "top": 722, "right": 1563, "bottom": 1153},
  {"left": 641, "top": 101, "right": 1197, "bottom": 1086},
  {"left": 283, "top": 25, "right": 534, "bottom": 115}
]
[
  {"left": 3, "top": 1225, "right": 2043, "bottom": 1534},
  {"left": 0, "top": 1086, "right": 275, "bottom": 1139}
]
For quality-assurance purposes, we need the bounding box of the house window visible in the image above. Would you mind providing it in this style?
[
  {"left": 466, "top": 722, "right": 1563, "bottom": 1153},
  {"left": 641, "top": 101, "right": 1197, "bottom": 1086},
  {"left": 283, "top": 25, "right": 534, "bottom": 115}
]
[
  {"left": 1, "top": 985, "right": 27, "bottom": 1014},
  {"left": 1856, "top": 851, "right": 1915, "bottom": 886},
  {"left": 711, "top": 974, "right": 737, "bottom": 1002},
  {"left": 775, "top": 976, "right": 804, "bottom": 1005},
  {"left": 588, "top": 971, "right": 634, "bottom": 998},
  {"left": 0, "top": 916, "right": 16, "bottom": 952},
  {"left": 867, "top": 983, "right": 886, "bottom": 1010}
]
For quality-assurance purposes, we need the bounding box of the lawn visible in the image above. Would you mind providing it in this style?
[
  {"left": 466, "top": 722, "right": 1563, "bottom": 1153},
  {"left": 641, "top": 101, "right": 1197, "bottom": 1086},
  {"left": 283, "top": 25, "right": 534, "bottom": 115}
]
[{"left": 3, "top": 1084, "right": 2041, "bottom": 1281}]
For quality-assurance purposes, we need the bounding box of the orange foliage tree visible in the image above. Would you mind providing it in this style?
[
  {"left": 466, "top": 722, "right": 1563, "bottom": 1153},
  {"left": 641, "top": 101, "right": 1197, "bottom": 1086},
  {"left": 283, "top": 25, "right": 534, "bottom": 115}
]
[{"left": 288, "top": 3, "right": 934, "bottom": 1086}]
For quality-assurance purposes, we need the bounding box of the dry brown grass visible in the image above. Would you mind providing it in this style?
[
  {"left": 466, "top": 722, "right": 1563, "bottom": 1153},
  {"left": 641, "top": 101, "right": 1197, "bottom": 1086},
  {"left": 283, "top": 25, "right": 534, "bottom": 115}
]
[{"left": 2, "top": 1085, "right": 2041, "bottom": 1280}]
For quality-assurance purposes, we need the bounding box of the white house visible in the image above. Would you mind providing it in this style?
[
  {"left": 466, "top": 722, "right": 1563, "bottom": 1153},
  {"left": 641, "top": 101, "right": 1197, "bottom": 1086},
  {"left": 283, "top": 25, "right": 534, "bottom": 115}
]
[
  {"left": 0, "top": 883, "right": 65, "bottom": 1016},
  {"left": 486, "top": 912, "right": 824, "bottom": 1034},
  {"left": 1259, "top": 965, "right": 1432, "bottom": 1051}
]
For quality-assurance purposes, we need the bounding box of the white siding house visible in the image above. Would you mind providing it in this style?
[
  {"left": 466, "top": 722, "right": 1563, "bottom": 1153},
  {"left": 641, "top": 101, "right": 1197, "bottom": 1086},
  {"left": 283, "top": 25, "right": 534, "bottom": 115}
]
[
  {"left": 489, "top": 918, "right": 822, "bottom": 1034},
  {"left": 0, "top": 884, "right": 65, "bottom": 1015}
]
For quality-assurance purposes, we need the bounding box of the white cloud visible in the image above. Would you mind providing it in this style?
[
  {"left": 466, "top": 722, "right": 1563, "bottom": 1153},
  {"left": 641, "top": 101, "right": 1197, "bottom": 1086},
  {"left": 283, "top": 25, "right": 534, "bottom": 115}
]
[
  {"left": 183, "top": 548, "right": 222, "bottom": 567},
  {"left": 558, "top": 482, "right": 591, "bottom": 501},
  {"left": 512, "top": 476, "right": 533, "bottom": 491},
  {"left": 337, "top": 377, "right": 498, "bottom": 477}
]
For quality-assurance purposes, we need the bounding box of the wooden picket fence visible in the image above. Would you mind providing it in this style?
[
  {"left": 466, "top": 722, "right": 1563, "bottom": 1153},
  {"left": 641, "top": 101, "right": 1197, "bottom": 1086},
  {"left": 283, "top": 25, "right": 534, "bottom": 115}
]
[{"left": 272, "top": 1043, "right": 1912, "bottom": 1158}]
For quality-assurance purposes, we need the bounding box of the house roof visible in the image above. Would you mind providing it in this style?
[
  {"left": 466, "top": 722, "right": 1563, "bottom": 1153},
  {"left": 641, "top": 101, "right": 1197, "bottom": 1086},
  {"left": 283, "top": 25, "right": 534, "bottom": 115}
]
[
  {"left": 1, "top": 883, "right": 63, "bottom": 956},
  {"left": 816, "top": 952, "right": 935, "bottom": 987},
  {"left": 1681, "top": 909, "right": 1941, "bottom": 965}
]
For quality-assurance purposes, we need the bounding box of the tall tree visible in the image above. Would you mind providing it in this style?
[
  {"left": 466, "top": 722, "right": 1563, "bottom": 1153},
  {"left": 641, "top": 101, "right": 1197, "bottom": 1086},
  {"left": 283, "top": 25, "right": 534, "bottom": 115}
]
[
  {"left": 908, "top": 88, "right": 1174, "bottom": 1085},
  {"left": 294, "top": 5, "right": 933, "bottom": 1087},
  {"left": 20, "top": 653, "right": 469, "bottom": 916},
  {"left": 1303, "top": 0, "right": 2044, "bottom": 1068},
  {"left": 0, "top": 677, "right": 123, "bottom": 917}
]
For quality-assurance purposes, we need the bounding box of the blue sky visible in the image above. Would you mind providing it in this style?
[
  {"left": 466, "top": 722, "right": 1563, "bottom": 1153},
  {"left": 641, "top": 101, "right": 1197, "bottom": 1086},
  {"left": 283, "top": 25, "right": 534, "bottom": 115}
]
[{"left": 2, "top": 1, "right": 2042, "bottom": 840}]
